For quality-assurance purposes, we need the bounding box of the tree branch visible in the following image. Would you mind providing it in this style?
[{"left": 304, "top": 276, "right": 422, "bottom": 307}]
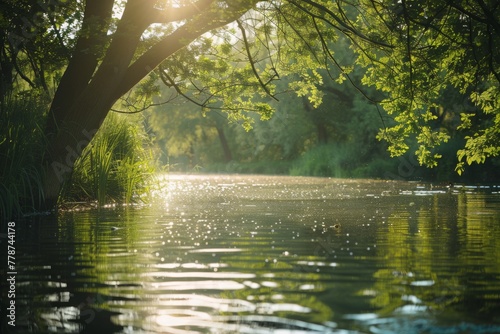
[
  {"left": 290, "top": 0, "right": 392, "bottom": 48},
  {"left": 236, "top": 19, "right": 278, "bottom": 101},
  {"left": 116, "top": 2, "right": 257, "bottom": 99},
  {"left": 401, "top": 0, "right": 415, "bottom": 102},
  {"left": 159, "top": 68, "right": 212, "bottom": 109},
  {"left": 12, "top": 55, "right": 36, "bottom": 88}
]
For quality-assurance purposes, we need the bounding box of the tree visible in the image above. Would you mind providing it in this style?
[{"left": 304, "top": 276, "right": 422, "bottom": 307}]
[
  {"left": 1, "top": 0, "right": 499, "bottom": 209},
  {"left": 39, "top": 0, "right": 266, "bottom": 207}
]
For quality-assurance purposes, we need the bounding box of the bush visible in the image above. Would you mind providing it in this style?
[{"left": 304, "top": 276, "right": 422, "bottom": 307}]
[
  {"left": 289, "top": 145, "right": 351, "bottom": 178},
  {"left": 289, "top": 144, "right": 404, "bottom": 179},
  {"left": 205, "top": 160, "right": 290, "bottom": 175},
  {"left": 350, "top": 158, "right": 399, "bottom": 179}
]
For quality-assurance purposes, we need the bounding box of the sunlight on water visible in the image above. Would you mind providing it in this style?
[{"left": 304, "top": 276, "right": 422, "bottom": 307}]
[{"left": 10, "top": 174, "right": 500, "bottom": 333}]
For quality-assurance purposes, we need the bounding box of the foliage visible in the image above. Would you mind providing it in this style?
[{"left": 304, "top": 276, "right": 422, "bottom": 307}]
[
  {"left": 208, "top": 160, "right": 291, "bottom": 175},
  {"left": 0, "top": 0, "right": 81, "bottom": 100},
  {"left": 288, "top": 145, "right": 397, "bottom": 179},
  {"left": 61, "top": 113, "right": 157, "bottom": 206},
  {"left": 155, "top": 0, "right": 500, "bottom": 173},
  {"left": 0, "top": 96, "right": 47, "bottom": 220},
  {"left": 350, "top": 0, "right": 500, "bottom": 171},
  {"left": 150, "top": 41, "right": 400, "bottom": 179},
  {"left": 0, "top": 106, "right": 157, "bottom": 220},
  {"left": 154, "top": 1, "right": 340, "bottom": 130},
  {"left": 0, "top": 96, "right": 157, "bottom": 219}
]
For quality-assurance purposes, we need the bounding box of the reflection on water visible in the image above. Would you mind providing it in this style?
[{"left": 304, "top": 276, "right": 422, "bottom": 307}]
[{"left": 4, "top": 174, "right": 500, "bottom": 333}]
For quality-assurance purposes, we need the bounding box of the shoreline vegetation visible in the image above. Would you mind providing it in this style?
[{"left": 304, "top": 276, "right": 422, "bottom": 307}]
[
  {"left": 1, "top": 97, "right": 158, "bottom": 221},
  {"left": 204, "top": 158, "right": 500, "bottom": 182}
]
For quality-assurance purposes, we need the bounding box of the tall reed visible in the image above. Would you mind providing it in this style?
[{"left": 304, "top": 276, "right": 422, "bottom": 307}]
[
  {"left": 0, "top": 97, "right": 47, "bottom": 220},
  {"left": 62, "top": 112, "right": 157, "bottom": 206}
]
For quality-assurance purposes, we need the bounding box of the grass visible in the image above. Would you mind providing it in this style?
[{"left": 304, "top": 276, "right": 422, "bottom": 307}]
[
  {"left": 62, "top": 112, "right": 157, "bottom": 206},
  {"left": 0, "top": 97, "right": 47, "bottom": 220}
]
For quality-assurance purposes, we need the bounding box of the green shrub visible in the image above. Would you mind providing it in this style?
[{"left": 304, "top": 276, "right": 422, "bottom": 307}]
[
  {"left": 289, "top": 144, "right": 403, "bottom": 179},
  {"left": 289, "top": 145, "right": 351, "bottom": 178},
  {"left": 350, "top": 158, "right": 399, "bottom": 179}
]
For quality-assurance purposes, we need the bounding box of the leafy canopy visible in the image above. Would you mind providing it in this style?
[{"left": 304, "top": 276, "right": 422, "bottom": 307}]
[{"left": 140, "top": 1, "right": 499, "bottom": 172}]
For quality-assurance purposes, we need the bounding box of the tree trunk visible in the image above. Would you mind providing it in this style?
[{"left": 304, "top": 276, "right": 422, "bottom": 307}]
[
  {"left": 41, "top": 1, "right": 152, "bottom": 207},
  {"left": 216, "top": 126, "right": 233, "bottom": 163},
  {"left": 317, "top": 123, "right": 328, "bottom": 144}
]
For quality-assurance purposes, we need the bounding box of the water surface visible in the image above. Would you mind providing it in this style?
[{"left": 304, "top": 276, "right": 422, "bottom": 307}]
[{"left": 5, "top": 174, "right": 500, "bottom": 333}]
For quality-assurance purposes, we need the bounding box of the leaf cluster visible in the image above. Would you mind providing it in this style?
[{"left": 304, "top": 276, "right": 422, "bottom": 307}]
[{"left": 352, "top": 0, "right": 500, "bottom": 170}]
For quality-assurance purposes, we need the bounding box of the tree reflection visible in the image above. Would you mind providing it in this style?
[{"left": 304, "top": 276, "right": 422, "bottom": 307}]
[{"left": 370, "top": 193, "right": 500, "bottom": 322}]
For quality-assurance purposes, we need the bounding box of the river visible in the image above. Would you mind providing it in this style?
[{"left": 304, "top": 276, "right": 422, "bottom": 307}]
[{"left": 4, "top": 174, "right": 500, "bottom": 333}]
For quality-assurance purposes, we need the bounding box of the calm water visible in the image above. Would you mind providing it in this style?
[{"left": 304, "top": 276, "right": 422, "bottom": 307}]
[{"left": 3, "top": 174, "right": 500, "bottom": 334}]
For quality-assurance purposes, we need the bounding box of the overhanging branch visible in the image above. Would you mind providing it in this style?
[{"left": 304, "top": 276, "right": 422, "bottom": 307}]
[
  {"left": 236, "top": 19, "right": 278, "bottom": 101},
  {"left": 290, "top": 0, "right": 392, "bottom": 48},
  {"left": 116, "top": 2, "right": 257, "bottom": 99}
]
